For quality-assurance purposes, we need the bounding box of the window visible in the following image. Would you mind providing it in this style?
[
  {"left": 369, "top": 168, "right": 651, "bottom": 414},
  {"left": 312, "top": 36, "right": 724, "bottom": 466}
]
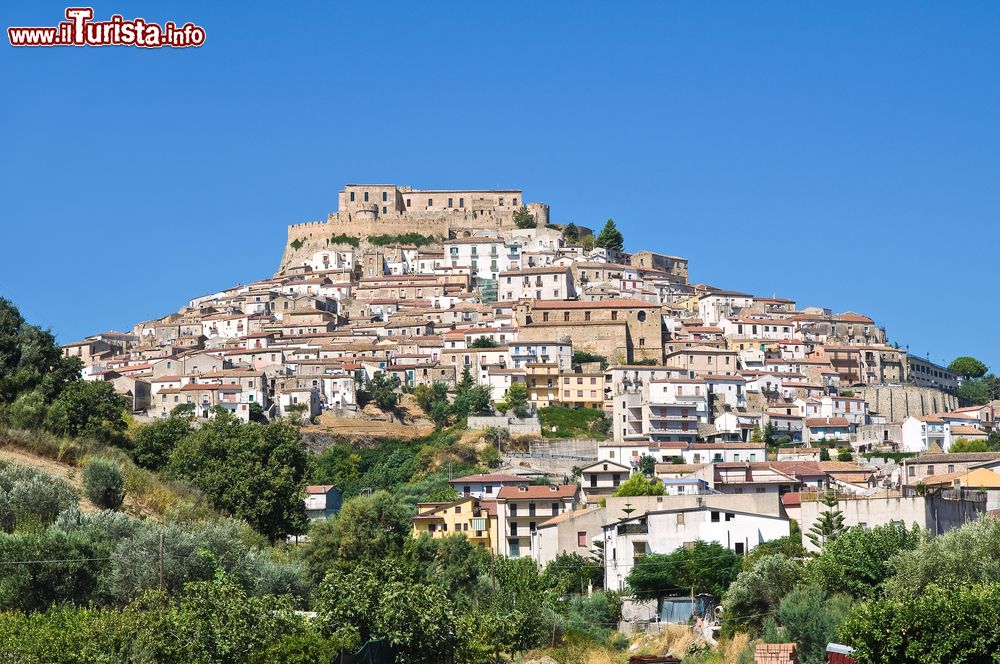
[
  {"left": 734, "top": 542, "right": 745, "bottom": 555},
  {"left": 578, "top": 531, "right": 587, "bottom": 547},
  {"left": 613, "top": 474, "right": 621, "bottom": 487},
  {"left": 584, "top": 311, "right": 591, "bottom": 321},
  {"left": 406, "top": 198, "right": 411, "bottom": 207},
  {"left": 564, "top": 312, "right": 570, "bottom": 322},
  {"left": 350, "top": 191, "right": 355, "bottom": 202},
  {"left": 637, "top": 311, "right": 647, "bottom": 322},
  {"left": 676, "top": 513, "right": 685, "bottom": 525},
  {"left": 382, "top": 191, "right": 388, "bottom": 202},
  {"left": 448, "top": 197, "right": 453, "bottom": 207},
  {"left": 459, "top": 197, "right": 464, "bottom": 207},
  {"left": 364, "top": 191, "right": 369, "bottom": 202},
  {"left": 725, "top": 512, "right": 734, "bottom": 521},
  {"left": 711, "top": 511, "right": 720, "bottom": 522},
  {"left": 611, "top": 310, "right": 618, "bottom": 321},
  {"left": 428, "top": 198, "right": 433, "bottom": 206},
  {"left": 455, "top": 505, "right": 462, "bottom": 514}
]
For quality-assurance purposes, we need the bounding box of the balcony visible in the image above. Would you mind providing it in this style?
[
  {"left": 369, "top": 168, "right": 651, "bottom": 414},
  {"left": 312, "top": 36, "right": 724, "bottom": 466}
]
[{"left": 617, "top": 522, "right": 648, "bottom": 535}]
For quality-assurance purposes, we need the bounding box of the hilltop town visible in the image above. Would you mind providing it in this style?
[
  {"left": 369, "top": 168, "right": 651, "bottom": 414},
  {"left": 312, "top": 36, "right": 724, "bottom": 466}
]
[{"left": 59, "top": 183, "right": 1000, "bottom": 641}]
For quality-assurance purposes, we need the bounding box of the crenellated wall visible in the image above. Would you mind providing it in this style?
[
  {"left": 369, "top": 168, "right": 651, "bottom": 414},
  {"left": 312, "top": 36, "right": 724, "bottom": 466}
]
[{"left": 278, "top": 202, "right": 550, "bottom": 272}]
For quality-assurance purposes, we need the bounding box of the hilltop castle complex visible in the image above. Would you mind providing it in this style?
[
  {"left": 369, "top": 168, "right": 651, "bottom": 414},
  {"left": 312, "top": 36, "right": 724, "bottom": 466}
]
[{"left": 280, "top": 183, "right": 550, "bottom": 270}]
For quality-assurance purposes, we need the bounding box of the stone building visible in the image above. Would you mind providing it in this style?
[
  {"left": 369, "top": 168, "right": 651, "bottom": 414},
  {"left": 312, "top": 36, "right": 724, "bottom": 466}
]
[
  {"left": 513, "top": 299, "right": 663, "bottom": 364},
  {"left": 281, "top": 183, "right": 550, "bottom": 270}
]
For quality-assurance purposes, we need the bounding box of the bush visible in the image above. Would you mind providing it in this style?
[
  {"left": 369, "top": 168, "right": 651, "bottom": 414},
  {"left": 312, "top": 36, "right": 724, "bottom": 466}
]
[
  {"left": 0, "top": 463, "right": 79, "bottom": 532},
  {"left": 83, "top": 458, "right": 125, "bottom": 510}
]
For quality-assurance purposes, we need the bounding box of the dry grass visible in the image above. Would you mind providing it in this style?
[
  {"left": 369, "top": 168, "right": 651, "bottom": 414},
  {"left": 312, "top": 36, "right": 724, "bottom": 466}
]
[{"left": 1, "top": 427, "right": 217, "bottom": 522}]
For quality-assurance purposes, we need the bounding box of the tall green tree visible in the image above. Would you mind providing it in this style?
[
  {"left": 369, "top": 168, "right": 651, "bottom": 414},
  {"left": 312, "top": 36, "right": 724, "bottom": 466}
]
[
  {"left": 512, "top": 206, "right": 536, "bottom": 229},
  {"left": 805, "top": 493, "right": 845, "bottom": 550},
  {"left": 0, "top": 298, "right": 81, "bottom": 406},
  {"left": 498, "top": 382, "right": 529, "bottom": 418},
  {"left": 44, "top": 380, "right": 128, "bottom": 441},
  {"left": 947, "top": 356, "right": 989, "bottom": 379},
  {"left": 301, "top": 491, "right": 411, "bottom": 579},
  {"left": 166, "top": 415, "right": 310, "bottom": 540},
  {"left": 131, "top": 416, "right": 192, "bottom": 470},
  {"left": 562, "top": 222, "right": 580, "bottom": 242},
  {"left": 594, "top": 219, "right": 624, "bottom": 252}
]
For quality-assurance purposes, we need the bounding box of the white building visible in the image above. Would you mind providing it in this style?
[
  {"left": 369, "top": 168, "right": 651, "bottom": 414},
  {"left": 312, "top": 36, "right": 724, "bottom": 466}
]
[
  {"left": 443, "top": 237, "right": 519, "bottom": 281},
  {"left": 602, "top": 506, "right": 790, "bottom": 590},
  {"left": 498, "top": 266, "right": 575, "bottom": 301}
]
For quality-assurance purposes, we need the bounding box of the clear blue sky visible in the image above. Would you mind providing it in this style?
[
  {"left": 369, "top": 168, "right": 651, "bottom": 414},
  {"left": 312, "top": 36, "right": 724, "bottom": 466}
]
[{"left": 3, "top": 1, "right": 998, "bottom": 370}]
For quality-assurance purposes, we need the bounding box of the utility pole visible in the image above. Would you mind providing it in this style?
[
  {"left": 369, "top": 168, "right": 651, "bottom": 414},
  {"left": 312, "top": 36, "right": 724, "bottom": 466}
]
[{"left": 158, "top": 531, "right": 165, "bottom": 590}]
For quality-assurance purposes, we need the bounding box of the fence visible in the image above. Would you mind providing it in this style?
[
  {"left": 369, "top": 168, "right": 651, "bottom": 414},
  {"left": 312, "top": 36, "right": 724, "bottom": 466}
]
[{"left": 467, "top": 415, "right": 541, "bottom": 435}]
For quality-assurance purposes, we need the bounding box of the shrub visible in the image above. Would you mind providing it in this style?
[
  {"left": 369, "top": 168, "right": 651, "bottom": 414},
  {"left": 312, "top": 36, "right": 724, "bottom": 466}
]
[
  {"left": 83, "top": 458, "right": 125, "bottom": 510},
  {"left": 0, "top": 463, "right": 79, "bottom": 532}
]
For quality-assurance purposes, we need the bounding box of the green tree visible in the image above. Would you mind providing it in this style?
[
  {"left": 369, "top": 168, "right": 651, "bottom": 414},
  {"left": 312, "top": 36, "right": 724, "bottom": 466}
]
[
  {"left": 956, "top": 378, "right": 990, "bottom": 405},
  {"left": 4, "top": 389, "right": 48, "bottom": 430},
  {"left": 498, "top": 382, "right": 530, "bottom": 418},
  {"left": 166, "top": 415, "right": 310, "bottom": 540},
  {"left": 132, "top": 416, "right": 191, "bottom": 470},
  {"left": 884, "top": 516, "right": 1000, "bottom": 599},
  {"left": 627, "top": 541, "right": 740, "bottom": 600},
  {"left": 805, "top": 493, "right": 845, "bottom": 550},
  {"left": 562, "top": 222, "right": 580, "bottom": 243},
  {"left": 836, "top": 448, "right": 853, "bottom": 462},
  {"left": 512, "top": 206, "right": 536, "bottom": 229},
  {"left": 363, "top": 371, "right": 402, "bottom": 412},
  {"left": 777, "top": 585, "right": 853, "bottom": 664},
  {"left": 402, "top": 534, "right": 488, "bottom": 598},
  {"left": 0, "top": 298, "right": 81, "bottom": 406},
  {"left": 82, "top": 458, "right": 125, "bottom": 510},
  {"left": 637, "top": 454, "right": 656, "bottom": 476},
  {"left": 0, "top": 463, "right": 79, "bottom": 533},
  {"left": 742, "top": 533, "right": 807, "bottom": 570},
  {"left": 721, "top": 554, "right": 802, "bottom": 636},
  {"left": 171, "top": 402, "right": 196, "bottom": 418},
  {"left": 594, "top": 219, "right": 624, "bottom": 252},
  {"left": 313, "top": 560, "right": 457, "bottom": 663},
  {"left": 612, "top": 473, "right": 664, "bottom": 497},
  {"left": 948, "top": 437, "right": 989, "bottom": 453},
  {"left": 807, "top": 522, "right": 924, "bottom": 599},
  {"left": 839, "top": 583, "right": 1000, "bottom": 664},
  {"left": 541, "top": 551, "right": 604, "bottom": 595},
  {"left": 301, "top": 491, "right": 411, "bottom": 579},
  {"left": 470, "top": 336, "right": 499, "bottom": 348},
  {"left": 948, "top": 356, "right": 989, "bottom": 379},
  {"left": 44, "top": 380, "right": 127, "bottom": 441},
  {"left": 988, "top": 430, "right": 1000, "bottom": 452}
]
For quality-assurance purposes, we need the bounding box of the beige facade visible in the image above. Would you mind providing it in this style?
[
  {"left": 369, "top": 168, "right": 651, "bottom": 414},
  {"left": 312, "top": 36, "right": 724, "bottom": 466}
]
[{"left": 514, "top": 299, "right": 663, "bottom": 364}]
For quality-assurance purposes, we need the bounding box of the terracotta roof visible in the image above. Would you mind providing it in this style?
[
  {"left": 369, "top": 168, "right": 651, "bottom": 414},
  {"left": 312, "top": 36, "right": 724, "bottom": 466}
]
[
  {"left": 448, "top": 473, "right": 529, "bottom": 485},
  {"left": 528, "top": 299, "right": 653, "bottom": 310},
  {"left": 497, "top": 484, "right": 579, "bottom": 500},
  {"left": 807, "top": 417, "right": 850, "bottom": 427},
  {"left": 306, "top": 485, "right": 336, "bottom": 494}
]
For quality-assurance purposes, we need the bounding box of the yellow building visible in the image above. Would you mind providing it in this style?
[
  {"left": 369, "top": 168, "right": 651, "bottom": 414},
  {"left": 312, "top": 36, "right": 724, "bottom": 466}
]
[
  {"left": 411, "top": 496, "right": 499, "bottom": 554},
  {"left": 558, "top": 363, "right": 607, "bottom": 410},
  {"left": 525, "top": 362, "right": 560, "bottom": 407}
]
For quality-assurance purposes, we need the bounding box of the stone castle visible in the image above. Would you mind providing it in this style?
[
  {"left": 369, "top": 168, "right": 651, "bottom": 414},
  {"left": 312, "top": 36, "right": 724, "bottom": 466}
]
[{"left": 279, "top": 183, "right": 550, "bottom": 270}]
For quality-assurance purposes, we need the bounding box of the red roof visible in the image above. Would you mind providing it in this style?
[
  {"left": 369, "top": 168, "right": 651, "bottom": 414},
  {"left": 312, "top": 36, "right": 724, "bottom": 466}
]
[
  {"left": 449, "top": 473, "right": 528, "bottom": 485},
  {"left": 497, "top": 484, "right": 579, "bottom": 500}
]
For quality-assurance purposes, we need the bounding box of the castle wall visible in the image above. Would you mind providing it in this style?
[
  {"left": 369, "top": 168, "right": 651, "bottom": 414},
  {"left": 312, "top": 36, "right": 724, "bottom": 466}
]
[
  {"left": 853, "top": 385, "right": 961, "bottom": 422},
  {"left": 279, "top": 203, "right": 550, "bottom": 272}
]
